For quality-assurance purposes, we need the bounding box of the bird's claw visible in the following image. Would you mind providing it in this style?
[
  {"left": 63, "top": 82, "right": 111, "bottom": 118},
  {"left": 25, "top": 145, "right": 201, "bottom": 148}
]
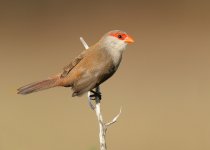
[
  {"left": 88, "top": 97, "right": 95, "bottom": 110},
  {"left": 90, "top": 90, "right": 102, "bottom": 100},
  {"left": 87, "top": 89, "right": 102, "bottom": 110}
]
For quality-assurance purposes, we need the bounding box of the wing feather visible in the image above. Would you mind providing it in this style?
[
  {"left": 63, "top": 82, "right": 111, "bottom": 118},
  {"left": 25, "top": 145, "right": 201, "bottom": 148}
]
[{"left": 60, "top": 51, "right": 86, "bottom": 78}]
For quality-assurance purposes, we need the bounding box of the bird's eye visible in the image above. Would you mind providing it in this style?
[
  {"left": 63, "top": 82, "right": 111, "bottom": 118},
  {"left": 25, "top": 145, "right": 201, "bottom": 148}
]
[{"left": 118, "top": 35, "right": 122, "bottom": 39}]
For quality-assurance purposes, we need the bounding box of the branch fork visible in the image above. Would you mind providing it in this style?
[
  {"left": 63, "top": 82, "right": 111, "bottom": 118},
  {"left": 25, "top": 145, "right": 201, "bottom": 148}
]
[{"left": 79, "top": 37, "right": 122, "bottom": 150}]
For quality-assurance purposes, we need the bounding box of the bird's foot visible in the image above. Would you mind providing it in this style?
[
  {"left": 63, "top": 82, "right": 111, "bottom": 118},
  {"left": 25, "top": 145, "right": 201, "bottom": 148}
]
[
  {"left": 88, "top": 97, "right": 95, "bottom": 110},
  {"left": 87, "top": 89, "right": 102, "bottom": 110},
  {"left": 90, "top": 90, "right": 102, "bottom": 100}
]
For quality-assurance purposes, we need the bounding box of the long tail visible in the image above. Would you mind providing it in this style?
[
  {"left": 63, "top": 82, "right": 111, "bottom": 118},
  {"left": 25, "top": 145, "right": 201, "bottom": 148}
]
[{"left": 17, "top": 76, "right": 60, "bottom": 95}]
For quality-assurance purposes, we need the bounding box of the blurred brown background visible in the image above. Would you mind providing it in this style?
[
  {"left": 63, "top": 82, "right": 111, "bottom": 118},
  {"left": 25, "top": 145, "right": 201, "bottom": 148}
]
[{"left": 0, "top": 0, "right": 210, "bottom": 150}]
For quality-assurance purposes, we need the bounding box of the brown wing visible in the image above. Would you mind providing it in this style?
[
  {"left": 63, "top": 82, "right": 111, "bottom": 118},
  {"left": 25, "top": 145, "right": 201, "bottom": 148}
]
[{"left": 60, "top": 50, "right": 86, "bottom": 78}]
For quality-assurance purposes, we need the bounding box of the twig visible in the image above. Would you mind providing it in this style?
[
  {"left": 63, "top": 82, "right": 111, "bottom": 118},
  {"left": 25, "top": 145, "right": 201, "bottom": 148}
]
[
  {"left": 80, "top": 37, "right": 122, "bottom": 150},
  {"left": 79, "top": 37, "right": 89, "bottom": 49},
  {"left": 80, "top": 37, "right": 96, "bottom": 110},
  {"left": 105, "top": 107, "right": 122, "bottom": 128}
]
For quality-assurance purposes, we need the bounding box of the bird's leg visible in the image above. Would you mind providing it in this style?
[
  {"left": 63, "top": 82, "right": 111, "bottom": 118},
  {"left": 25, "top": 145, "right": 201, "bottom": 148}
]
[
  {"left": 90, "top": 89, "right": 102, "bottom": 100},
  {"left": 88, "top": 96, "right": 95, "bottom": 110},
  {"left": 87, "top": 89, "right": 101, "bottom": 110}
]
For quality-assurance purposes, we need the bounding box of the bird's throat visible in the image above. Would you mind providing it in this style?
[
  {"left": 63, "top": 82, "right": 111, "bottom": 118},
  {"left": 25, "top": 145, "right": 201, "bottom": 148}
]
[{"left": 106, "top": 48, "right": 123, "bottom": 66}]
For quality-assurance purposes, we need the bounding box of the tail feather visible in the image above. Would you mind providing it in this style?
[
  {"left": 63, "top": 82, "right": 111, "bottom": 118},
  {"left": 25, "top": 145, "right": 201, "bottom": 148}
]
[{"left": 17, "top": 77, "right": 59, "bottom": 95}]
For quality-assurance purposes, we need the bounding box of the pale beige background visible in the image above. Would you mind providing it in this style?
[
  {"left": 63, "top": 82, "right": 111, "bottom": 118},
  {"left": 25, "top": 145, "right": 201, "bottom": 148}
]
[{"left": 0, "top": 0, "right": 210, "bottom": 150}]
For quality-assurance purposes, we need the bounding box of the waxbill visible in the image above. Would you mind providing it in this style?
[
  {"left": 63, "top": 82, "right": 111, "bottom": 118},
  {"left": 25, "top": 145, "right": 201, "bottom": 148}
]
[{"left": 17, "top": 30, "right": 134, "bottom": 97}]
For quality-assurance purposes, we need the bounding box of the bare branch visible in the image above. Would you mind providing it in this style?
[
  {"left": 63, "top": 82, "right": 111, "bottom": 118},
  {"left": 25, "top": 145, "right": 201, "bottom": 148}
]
[
  {"left": 80, "top": 37, "right": 89, "bottom": 49},
  {"left": 80, "top": 37, "right": 95, "bottom": 110},
  {"left": 105, "top": 107, "right": 122, "bottom": 127},
  {"left": 80, "top": 36, "right": 122, "bottom": 150}
]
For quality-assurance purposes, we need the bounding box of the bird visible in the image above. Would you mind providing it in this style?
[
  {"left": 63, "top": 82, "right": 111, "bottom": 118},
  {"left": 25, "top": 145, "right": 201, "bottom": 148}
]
[{"left": 17, "top": 30, "right": 134, "bottom": 98}]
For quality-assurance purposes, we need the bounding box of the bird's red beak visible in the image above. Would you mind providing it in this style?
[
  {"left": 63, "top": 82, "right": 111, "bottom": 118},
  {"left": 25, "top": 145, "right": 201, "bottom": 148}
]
[{"left": 125, "top": 35, "right": 134, "bottom": 44}]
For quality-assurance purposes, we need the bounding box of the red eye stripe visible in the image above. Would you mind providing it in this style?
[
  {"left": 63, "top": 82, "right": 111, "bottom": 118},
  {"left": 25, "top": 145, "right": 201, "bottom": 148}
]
[{"left": 110, "top": 33, "right": 127, "bottom": 40}]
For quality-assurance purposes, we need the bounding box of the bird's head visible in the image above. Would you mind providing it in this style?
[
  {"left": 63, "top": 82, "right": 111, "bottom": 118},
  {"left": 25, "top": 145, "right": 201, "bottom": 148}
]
[{"left": 100, "top": 30, "right": 134, "bottom": 52}]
